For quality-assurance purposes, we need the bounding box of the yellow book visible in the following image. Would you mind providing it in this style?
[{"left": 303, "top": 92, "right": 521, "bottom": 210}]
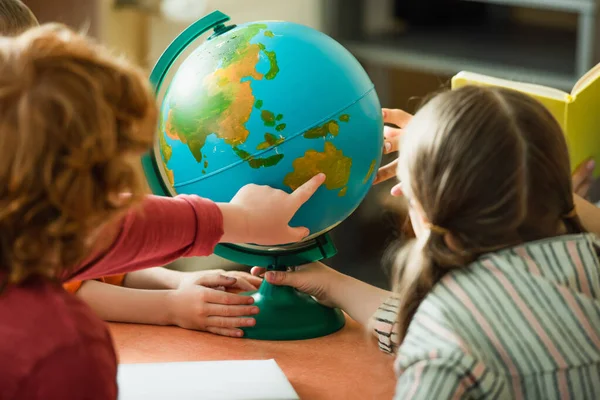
[{"left": 451, "top": 65, "right": 600, "bottom": 176}]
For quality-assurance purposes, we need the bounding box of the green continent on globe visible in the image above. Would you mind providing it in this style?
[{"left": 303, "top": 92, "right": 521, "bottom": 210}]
[
  {"left": 232, "top": 146, "right": 284, "bottom": 169},
  {"left": 257, "top": 43, "right": 279, "bottom": 80},
  {"left": 257, "top": 133, "right": 284, "bottom": 150},
  {"left": 284, "top": 141, "right": 352, "bottom": 196},
  {"left": 303, "top": 120, "right": 340, "bottom": 139},
  {"left": 261, "top": 110, "right": 276, "bottom": 127},
  {"left": 165, "top": 24, "right": 282, "bottom": 165},
  {"left": 158, "top": 132, "right": 174, "bottom": 186},
  {"left": 302, "top": 113, "right": 350, "bottom": 140}
]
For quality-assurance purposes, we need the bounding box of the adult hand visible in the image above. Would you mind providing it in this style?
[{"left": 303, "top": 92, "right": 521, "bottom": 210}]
[
  {"left": 373, "top": 108, "right": 413, "bottom": 185},
  {"left": 167, "top": 273, "right": 259, "bottom": 337},
  {"left": 219, "top": 173, "right": 326, "bottom": 245}
]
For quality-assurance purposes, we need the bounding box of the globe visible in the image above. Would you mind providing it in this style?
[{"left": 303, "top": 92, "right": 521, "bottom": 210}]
[
  {"left": 152, "top": 18, "right": 384, "bottom": 246},
  {"left": 143, "top": 11, "right": 384, "bottom": 340}
]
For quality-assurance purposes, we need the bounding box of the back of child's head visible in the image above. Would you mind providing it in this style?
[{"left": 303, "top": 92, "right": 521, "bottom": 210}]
[
  {"left": 393, "top": 85, "right": 584, "bottom": 339},
  {"left": 0, "top": 0, "right": 38, "bottom": 36},
  {"left": 0, "top": 24, "right": 157, "bottom": 284}
]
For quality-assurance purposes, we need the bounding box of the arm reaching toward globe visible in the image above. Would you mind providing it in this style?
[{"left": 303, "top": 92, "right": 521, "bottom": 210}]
[
  {"left": 219, "top": 173, "right": 326, "bottom": 245},
  {"left": 68, "top": 268, "right": 263, "bottom": 338},
  {"left": 58, "top": 175, "right": 321, "bottom": 338},
  {"left": 251, "top": 263, "right": 392, "bottom": 327},
  {"left": 65, "top": 174, "right": 325, "bottom": 283}
]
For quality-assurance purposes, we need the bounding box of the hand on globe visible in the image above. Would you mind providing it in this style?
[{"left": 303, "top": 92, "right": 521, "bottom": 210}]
[
  {"left": 373, "top": 108, "right": 413, "bottom": 185},
  {"left": 251, "top": 263, "right": 340, "bottom": 308},
  {"left": 218, "top": 173, "right": 326, "bottom": 245},
  {"left": 178, "top": 269, "right": 262, "bottom": 293},
  {"left": 252, "top": 262, "right": 393, "bottom": 326},
  {"left": 372, "top": 108, "right": 598, "bottom": 199}
]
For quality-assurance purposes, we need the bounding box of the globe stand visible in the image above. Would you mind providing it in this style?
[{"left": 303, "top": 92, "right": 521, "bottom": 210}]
[
  {"left": 142, "top": 9, "right": 349, "bottom": 341},
  {"left": 214, "top": 235, "right": 345, "bottom": 340},
  {"left": 241, "top": 269, "right": 345, "bottom": 340}
]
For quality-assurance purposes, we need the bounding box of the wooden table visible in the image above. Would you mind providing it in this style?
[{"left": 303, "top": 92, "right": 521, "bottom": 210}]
[{"left": 109, "top": 316, "right": 396, "bottom": 399}]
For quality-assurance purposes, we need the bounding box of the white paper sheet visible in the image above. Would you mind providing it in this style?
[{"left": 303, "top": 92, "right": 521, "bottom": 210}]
[{"left": 117, "top": 359, "right": 299, "bottom": 400}]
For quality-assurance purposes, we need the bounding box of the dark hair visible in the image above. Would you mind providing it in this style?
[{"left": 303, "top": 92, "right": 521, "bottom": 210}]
[
  {"left": 0, "top": 0, "right": 38, "bottom": 36},
  {"left": 392, "top": 85, "right": 584, "bottom": 342}
]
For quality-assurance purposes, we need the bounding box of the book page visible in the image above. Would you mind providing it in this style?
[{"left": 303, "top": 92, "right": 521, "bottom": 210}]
[
  {"left": 572, "top": 62, "right": 600, "bottom": 96},
  {"left": 452, "top": 71, "right": 570, "bottom": 101},
  {"left": 117, "top": 359, "right": 300, "bottom": 400},
  {"left": 451, "top": 71, "right": 570, "bottom": 132},
  {"left": 566, "top": 73, "right": 600, "bottom": 176}
]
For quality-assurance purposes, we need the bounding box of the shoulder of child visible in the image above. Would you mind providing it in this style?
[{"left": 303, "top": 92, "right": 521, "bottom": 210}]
[
  {"left": 394, "top": 348, "right": 507, "bottom": 400},
  {"left": 0, "top": 280, "right": 117, "bottom": 399},
  {"left": 13, "top": 339, "right": 117, "bottom": 399}
]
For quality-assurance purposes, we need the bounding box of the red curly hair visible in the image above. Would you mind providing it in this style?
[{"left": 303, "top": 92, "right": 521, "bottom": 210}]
[{"left": 0, "top": 24, "right": 157, "bottom": 284}]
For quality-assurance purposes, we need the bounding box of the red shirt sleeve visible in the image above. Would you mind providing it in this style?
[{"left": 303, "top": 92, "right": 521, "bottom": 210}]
[{"left": 64, "top": 195, "right": 224, "bottom": 283}]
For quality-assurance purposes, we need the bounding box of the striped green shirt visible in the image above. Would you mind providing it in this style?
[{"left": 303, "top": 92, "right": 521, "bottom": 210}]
[{"left": 373, "top": 233, "right": 600, "bottom": 399}]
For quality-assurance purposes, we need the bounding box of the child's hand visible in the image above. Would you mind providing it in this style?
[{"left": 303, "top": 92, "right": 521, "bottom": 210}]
[
  {"left": 178, "top": 269, "right": 262, "bottom": 293},
  {"left": 251, "top": 263, "right": 340, "bottom": 308},
  {"left": 219, "top": 270, "right": 263, "bottom": 292},
  {"left": 373, "top": 108, "right": 413, "bottom": 185},
  {"left": 167, "top": 273, "right": 259, "bottom": 337},
  {"left": 219, "top": 173, "right": 326, "bottom": 245},
  {"left": 572, "top": 158, "right": 596, "bottom": 199}
]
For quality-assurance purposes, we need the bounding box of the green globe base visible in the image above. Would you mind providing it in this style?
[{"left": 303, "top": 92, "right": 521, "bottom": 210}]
[{"left": 241, "top": 280, "right": 345, "bottom": 340}]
